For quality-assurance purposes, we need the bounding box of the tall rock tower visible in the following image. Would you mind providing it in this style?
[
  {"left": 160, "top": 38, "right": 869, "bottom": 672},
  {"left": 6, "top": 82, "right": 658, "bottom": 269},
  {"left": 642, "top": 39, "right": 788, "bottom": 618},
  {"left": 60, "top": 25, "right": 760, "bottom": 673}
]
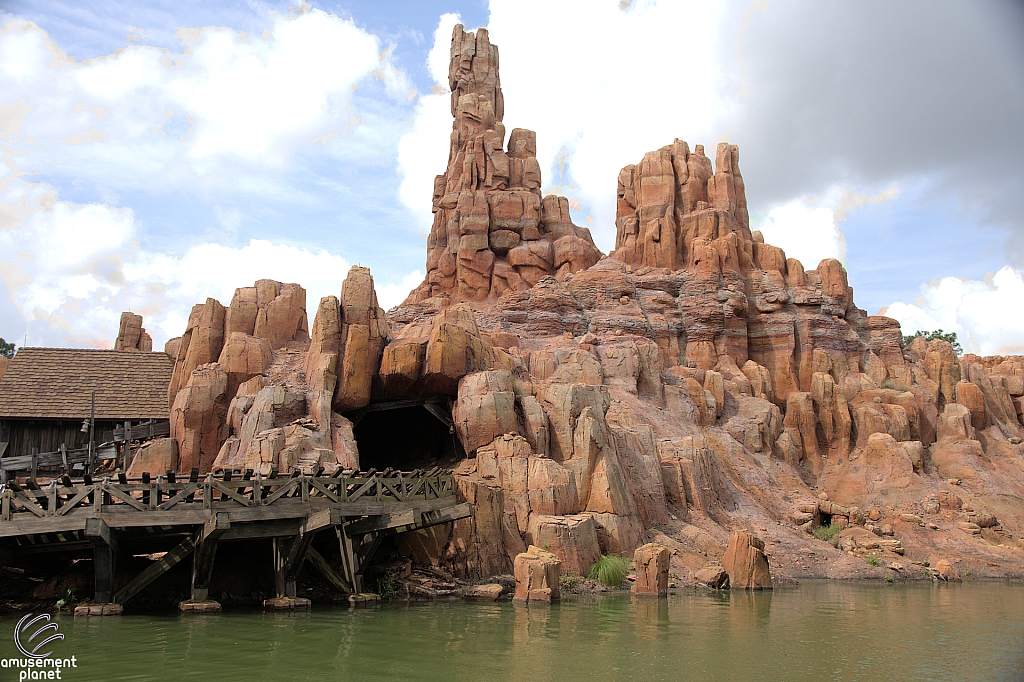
[{"left": 407, "top": 25, "right": 603, "bottom": 303}]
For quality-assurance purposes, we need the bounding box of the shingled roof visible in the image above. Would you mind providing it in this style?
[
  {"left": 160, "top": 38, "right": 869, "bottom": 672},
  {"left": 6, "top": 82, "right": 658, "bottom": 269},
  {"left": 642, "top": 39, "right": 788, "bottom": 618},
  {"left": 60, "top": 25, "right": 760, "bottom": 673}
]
[{"left": 0, "top": 348, "right": 173, "bottom": 420}]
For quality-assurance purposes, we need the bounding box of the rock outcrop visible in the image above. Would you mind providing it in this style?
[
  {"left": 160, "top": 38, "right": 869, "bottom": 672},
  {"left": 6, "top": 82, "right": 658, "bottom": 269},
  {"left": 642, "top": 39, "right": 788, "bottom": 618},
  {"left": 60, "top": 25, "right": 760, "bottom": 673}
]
[
  {"left": 151, "top": 23, "right": 1024, "bottom": 590},
  {"left": 513, "top": 545, "right": 561, "bottom": 602},
  {"left": 113, "top": 311, "right": 153, "bottom": 352},
  {"left": 722, "top": 530, "right": 772, "bottom": 589},
  {"left": 632, "top": 543, "right": 671, "bottom": 596},
  {"left": 404, "top": 25, "right": 602, "bottom": 304}
]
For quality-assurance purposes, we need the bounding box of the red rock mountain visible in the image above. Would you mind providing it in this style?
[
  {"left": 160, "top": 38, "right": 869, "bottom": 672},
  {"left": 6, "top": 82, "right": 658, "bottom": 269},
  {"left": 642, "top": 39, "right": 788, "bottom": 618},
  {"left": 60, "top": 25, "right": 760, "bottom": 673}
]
[{"left": 157, "top": 25, "right": 1024, "bottom": 583}]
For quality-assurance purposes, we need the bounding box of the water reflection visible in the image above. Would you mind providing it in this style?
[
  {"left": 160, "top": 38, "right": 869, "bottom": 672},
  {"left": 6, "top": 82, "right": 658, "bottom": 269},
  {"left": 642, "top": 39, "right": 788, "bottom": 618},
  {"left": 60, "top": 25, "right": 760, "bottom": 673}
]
[{"left": 1, "top": 582, "right": 1022, "bottom": 682}]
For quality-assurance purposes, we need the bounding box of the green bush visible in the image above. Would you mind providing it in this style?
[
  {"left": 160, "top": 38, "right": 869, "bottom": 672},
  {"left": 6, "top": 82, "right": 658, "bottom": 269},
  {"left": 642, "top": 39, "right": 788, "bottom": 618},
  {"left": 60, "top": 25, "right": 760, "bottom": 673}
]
[
  {"left": 865, "top": 555, "right": 881, "bottom": 567},
  {"left": 812, "top": 523, "right": 843, "bottom": 543},
  {"left": 885, "top": 574, "right": 894, "bottom": 583},
  {"left": 587, "top": 555, "right": 630, "bottom": 587},
  {"left": 375, "top": 571, "right": 397, "bottom": 599},
  {"left": 560, "top": 573, "right": 584, "bottom": 591},
  {"left": 901, "top": 329, "right": 962, "bottom": 354}
]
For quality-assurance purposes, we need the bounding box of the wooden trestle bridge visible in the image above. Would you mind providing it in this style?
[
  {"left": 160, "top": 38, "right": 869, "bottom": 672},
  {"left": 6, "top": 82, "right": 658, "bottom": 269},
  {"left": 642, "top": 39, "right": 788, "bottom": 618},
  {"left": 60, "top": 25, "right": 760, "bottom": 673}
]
[{"left": 0, "top": 468, "right": 469, "bottom": 608}]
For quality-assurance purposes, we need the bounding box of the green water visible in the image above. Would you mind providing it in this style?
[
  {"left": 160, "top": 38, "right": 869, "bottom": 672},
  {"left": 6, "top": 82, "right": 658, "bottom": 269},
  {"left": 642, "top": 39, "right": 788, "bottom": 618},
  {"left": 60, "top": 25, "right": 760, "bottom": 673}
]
[{"left": 2, "top": 581, "right": 1023, "bottom": 682}]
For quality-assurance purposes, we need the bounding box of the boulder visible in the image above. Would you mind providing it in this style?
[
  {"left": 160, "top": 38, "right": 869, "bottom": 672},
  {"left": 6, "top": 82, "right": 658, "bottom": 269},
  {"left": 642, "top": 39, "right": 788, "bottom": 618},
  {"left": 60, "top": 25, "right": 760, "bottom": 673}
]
[
  {"left": 168, "top": 298, "right": 226, "bottom": 407},
  {"left": 935, "top": 559, "right": 961, "bottom": 581},
  {"left": 454, "top": 371, "right": 518, "bottom": 454},
  {"left": 525, "top": 515, "right": 601, "bottom": 575},
  {"left": 695, "top": 565, "right": 730, "bottom": 589},
  {"left": 463, "top": 584, "right": 504, "bottom": 601},
  {"left": 127, "top": 438, "right": 178, "bottom": 476},
  {"left": 218, "top": 332, "right": 273, "bottom": 400},
  {"left": 722, "top": 530, "right": 772, "bottom": 589},
  {"left": 170, "top": 363, "right": 229, "bottom": 473},
  {"left": 631, "top": 543, "right": 671, "bottom": 597},
  {"left": 513, "top": 545, "right": 561, "bottom": 602}
]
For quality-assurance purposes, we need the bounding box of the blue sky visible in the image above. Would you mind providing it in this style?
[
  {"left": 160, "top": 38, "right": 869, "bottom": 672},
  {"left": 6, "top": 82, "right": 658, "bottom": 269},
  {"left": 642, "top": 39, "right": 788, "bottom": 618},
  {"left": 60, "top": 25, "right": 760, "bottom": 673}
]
[{"left": 1, "top": 0, "right": 1022, "bottom": 354}]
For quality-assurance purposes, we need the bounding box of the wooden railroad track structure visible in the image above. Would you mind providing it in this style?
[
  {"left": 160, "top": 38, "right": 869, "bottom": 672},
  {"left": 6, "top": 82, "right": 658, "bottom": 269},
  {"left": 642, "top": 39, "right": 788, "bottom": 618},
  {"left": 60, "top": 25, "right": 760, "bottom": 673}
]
[{"left": 0, "top": 469, "right": 469, "bottom": 608}]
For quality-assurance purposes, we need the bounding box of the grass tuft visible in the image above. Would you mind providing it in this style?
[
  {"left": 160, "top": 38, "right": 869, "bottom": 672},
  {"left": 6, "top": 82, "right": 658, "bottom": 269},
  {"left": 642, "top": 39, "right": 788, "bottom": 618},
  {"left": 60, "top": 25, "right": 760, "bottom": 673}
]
[
  {"left": 865, "top": 555, "right": 881, "bottom": 567},
  {"left": 812, "top": 523, "right": 843, "bottom": 543},
  {"left": 587, "top": 555, "right": 630, "bottom": 587}
]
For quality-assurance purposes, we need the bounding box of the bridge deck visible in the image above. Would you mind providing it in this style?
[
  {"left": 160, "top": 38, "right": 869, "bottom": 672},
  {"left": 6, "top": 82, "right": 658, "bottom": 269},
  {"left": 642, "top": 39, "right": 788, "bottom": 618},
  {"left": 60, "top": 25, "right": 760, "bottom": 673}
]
[{"left": 0, "top": 470, "right": 470, "bottom": 605}]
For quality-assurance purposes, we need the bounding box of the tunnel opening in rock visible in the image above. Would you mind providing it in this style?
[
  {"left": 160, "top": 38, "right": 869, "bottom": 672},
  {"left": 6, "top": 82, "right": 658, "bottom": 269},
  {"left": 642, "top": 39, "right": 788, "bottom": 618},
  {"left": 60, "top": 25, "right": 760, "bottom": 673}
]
[{"left": 350, "top": 399, "right": 462, "bottom": 471}]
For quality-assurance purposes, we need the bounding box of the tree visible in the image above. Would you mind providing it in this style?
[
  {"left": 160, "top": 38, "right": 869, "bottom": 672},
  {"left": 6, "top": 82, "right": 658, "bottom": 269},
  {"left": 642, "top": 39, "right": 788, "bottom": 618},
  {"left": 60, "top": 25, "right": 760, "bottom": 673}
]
[
  {"left": 0, "top": 338, "right": 14, "bottom": 359},
  {"left": 901, "top": 329, "right": 962, "bottom": 355}
]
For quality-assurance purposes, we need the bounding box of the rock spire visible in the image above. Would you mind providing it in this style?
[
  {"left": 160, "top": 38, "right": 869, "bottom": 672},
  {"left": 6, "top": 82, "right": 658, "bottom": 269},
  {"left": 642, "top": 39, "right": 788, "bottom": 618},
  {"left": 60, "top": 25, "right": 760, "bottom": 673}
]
[{"left": 407, "top": 24, "right": 602, "bottom": 303}]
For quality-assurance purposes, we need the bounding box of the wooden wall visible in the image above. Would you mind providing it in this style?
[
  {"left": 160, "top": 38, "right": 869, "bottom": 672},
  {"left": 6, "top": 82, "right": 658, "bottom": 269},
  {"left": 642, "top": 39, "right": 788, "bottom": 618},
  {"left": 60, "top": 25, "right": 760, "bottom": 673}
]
[{"left": 0, "top": 419, "right": 121, "bottom": 458}]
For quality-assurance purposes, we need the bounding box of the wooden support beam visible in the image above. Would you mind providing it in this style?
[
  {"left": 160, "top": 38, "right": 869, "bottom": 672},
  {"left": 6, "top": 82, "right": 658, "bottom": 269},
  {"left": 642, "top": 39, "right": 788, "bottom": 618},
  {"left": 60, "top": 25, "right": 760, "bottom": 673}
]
[
  {"left": 191, "top": 513, "right": 229, "bottom": 602},
  {"left": 418, "top": 503, "right": 472, "bottom": 529},
  {"left": 336, "top": 526, "right": 361, "bottom": 593},
  {"left": 85, "top": 518, "right": 117, "bottom": 604},
  {"left": 269, "top": 508, "right": 342, "bottom": 598},
  {"left": 305, "top": 545, "right": 352, "bottom": 594},
  {"left": 220, "top": 518, "right": 302, "bottom": 541},
  {"left": 354, "top": 533, "right": 384, "bottom": 586},
  {"left": 345, "top": 508, "right": 416, "bottom": 536},
  {"left": 304, "top": 508, "right": 342, "bottom": 534},
  {"left": 113, "top": 534, "right": 196, "bottom": 605}
]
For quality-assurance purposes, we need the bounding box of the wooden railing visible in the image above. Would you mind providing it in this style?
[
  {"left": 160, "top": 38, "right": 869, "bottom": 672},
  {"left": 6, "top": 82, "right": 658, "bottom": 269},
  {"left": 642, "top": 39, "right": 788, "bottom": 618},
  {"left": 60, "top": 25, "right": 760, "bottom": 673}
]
[{"left": 0, "top": 469, "right": 456, "bottom": 522}]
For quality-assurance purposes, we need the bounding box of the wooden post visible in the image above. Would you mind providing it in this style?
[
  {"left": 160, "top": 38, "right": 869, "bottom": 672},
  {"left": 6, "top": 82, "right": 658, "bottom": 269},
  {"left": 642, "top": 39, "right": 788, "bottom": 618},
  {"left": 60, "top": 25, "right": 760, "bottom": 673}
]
[
  {"left": 87, "top": 391, "right": 96, "bottom": 474},
  {"left": 30, "top": 447, "right": 38, "bottom": 481},
  {"left": 190, "top": 513, "right": 230, "bottom": 603},
  {"left": 60, "top": 443, "right": 68, "bottom": 474},
  {"left": 272, "top": 537, "right": 287, "bottom": 598},
  {"left": 123, "top": 421, "right": 131, "bottom": 472},
  {"left": 86, "top": 518, "right": 117, "bottom": 604}
]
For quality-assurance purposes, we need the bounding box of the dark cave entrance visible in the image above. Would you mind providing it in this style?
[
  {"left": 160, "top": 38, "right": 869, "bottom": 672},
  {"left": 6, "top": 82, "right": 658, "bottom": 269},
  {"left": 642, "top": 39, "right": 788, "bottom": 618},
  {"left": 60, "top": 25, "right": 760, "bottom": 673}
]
[{"left": 349, "top": 398, "right": 463, "bottom": 472}]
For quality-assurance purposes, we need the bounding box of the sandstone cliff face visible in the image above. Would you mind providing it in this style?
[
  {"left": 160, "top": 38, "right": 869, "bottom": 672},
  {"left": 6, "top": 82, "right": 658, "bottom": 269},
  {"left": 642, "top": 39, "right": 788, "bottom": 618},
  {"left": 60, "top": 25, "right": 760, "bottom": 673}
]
[
  {"left": 152, "top": 24, "right": 1024, "bottom": 586},
  {"left": 405, "top": 25, "right": 602, "bottom": 304},
  {"left": 163, "top": 270, "right": 386, "bottom": 479}
]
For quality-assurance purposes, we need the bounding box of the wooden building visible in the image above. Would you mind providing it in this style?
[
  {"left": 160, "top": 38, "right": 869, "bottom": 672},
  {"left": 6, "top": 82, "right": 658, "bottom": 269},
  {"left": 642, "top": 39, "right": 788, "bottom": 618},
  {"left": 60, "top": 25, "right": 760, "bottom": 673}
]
[{"left": 0, "top": 348, "right": 173, "bottom": 459}]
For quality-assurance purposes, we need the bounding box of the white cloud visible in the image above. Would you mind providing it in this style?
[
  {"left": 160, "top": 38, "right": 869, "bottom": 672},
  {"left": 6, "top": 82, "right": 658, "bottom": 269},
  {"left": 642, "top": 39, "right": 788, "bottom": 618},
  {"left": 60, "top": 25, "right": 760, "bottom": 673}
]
[
  {"left": 376, "top": 269, "right": 423, "bottom": 311},
  {"left": 753, "top": 186, "right": 899, "bottom": 271},
  {"left": 884, "top": 267, "right": 1024, "bottom": 356},
  {"left": 396, "top": 13, "right": 461, "bottom": 231},
  {"left": 755, "top": 196, "right": 843, "bottom": 271},
  {"left": 0, "top": 11, "right": 410, "bottom": 190},
  {"left": 0, "top": 175, "right": 423, "bottom": 348}
]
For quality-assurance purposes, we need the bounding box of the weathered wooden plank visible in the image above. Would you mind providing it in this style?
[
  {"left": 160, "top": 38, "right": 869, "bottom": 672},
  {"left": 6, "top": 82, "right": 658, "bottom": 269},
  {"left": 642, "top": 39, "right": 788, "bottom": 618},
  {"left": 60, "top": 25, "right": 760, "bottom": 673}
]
[
  {"left": 104, "top": 484, "right": 147, "bottom": 512},
  {"left": 305, "top": 545, "right": 352, "bottom": 594},
  {"left": 219, "top": 518, "right": 303, "bottom": 540},
  {"left": 114, "top": 534, "right": 196, "bottom": 604},
  {"left": 345, "top": 508, "right": 417, "bottom": 536},
  {"left": 156, "top": 483, "right": 201, "bottom": 510},
  {"left": 304, "top": 508, "right": 342, "bottom": 534}
]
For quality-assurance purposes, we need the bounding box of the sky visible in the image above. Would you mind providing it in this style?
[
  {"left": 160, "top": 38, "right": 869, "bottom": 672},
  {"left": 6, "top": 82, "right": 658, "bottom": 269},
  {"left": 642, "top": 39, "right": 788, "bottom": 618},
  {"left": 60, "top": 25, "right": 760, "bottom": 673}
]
[{"left": 0, "top": 0, "right": 1022, "bottom": 355}]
